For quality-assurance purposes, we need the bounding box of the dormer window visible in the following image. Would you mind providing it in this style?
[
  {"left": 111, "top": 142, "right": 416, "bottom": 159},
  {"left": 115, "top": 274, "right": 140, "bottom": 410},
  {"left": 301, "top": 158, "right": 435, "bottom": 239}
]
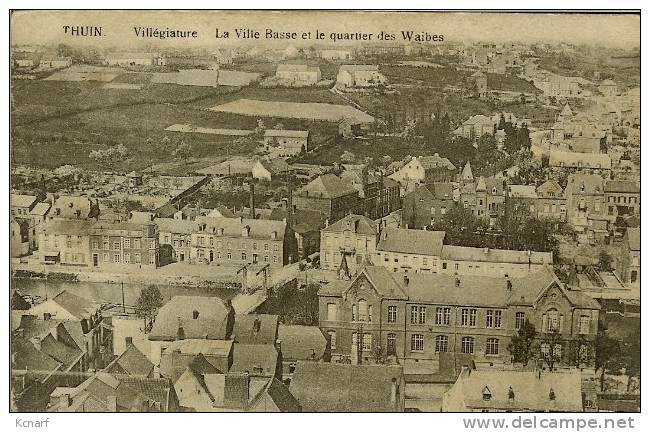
[
  {"left": 482, "top": 386, "right": 492, "bottom": 401},
  {"left": 271, "top": 231, "right": 277, "bottom": 240}
]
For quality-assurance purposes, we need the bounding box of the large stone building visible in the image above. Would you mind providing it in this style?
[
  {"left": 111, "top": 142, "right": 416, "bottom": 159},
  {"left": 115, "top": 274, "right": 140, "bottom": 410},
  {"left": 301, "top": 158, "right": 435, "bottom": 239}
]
[
  {"left": 89, "top": 215, "right": 160, "bottom": 268},
  {"left": 564, "top": 173, "right": 609, "bottom": 244},
  {"left": 190, "top": 216, "right": 297, "bottom": 268},
  {"left": 388, "top": 155, "right": 456, "bottom": 192},
  {"left": 318, "top": 266, "right": 600, "bottom": 369},
  {"left": 401, "top": 183, "right": 456, "bottom": 229},
  {"left": 336, "top": 64, "right": 387, "bottom": 89},
  {"left": 293, "top": 174, "right": 360, "bottom": 224},
  {"left": 320, "top": 214, "right": 378, "bottom": 278}
]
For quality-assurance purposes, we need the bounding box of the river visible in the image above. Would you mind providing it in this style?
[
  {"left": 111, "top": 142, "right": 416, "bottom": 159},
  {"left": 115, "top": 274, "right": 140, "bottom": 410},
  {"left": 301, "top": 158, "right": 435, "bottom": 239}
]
[{"left": 12, "top": 278, "right": 238, "bottom": 308}]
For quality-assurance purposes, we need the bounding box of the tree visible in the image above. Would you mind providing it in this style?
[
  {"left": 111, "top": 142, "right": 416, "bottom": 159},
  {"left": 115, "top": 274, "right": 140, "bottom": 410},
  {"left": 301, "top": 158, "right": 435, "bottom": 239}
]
[
  {"left": 538, "top": 330, "right": 563, "bottom": 372},
  {"left": 598, "top": 250, "right": 614, "bottom": 272},
  {"left": 172, "top": 141, "right": 193, "bottom": 161},
  {"left": 595, "top": 332, "right": 621, "bottom": 392},
  {"left": 340, "top": 150, "right": 356, "bottom": 164},
  {"left": 135, "top": 285, "right": 164, "bottom": 332},
  {"left": 508, "top": 319, "right": 537, "bottom": 366}
]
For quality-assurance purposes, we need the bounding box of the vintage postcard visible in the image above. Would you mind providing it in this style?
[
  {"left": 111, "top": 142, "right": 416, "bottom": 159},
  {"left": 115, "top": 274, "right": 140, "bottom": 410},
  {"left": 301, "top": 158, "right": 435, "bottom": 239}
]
[{"left": 9, "top": 10, "right": 640, "bottom": 415}]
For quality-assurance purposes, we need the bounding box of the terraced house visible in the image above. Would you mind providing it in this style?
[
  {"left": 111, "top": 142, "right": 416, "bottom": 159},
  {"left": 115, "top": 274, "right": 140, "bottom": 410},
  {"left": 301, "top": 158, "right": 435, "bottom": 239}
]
[
  {"left": 89, "top": 215, "right": 159, "bottom": 268},
  {"left": 318, "top": 266, "right": 599, "bottom": 370},
  {"left": 190, "top": 216, "right": 297, "bottom": 268}
]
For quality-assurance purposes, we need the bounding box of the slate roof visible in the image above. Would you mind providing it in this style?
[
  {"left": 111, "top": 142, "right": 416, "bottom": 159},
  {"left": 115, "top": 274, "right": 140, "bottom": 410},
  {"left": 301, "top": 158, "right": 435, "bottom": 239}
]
[
  {"left": 289, "top": 362, "right": 404, "bottom": 412},
  {"left": 12, "top": 337, "right": 62, "bottom": 375},
  {"left": 163, "top": 339, "right": 233, "bottom": 357},
  {"left": 452, "top": 369, "right": 583, "bottom": 412},
  {"left": 508, "top": 185, "right": 537, "bottom": 199},
  {"left": 322, "top": 214, "right": 377, "bottom": 235},
  {"left": 418, "top": 155, "right": 456, "bottom": 171},
  {"left": 264, "top": 129, "right": 309, "bottom": 138},
  {"left": 149, "top": 296, "right": 231, "bottom": 341},
  {"left": 441, "top": 245, "right": 553, "bottom": 265},
  {"left": 51, "top": 290, "right": 98, "bottom": 320},
  {"left": 605, "top": 180, "right": 640, "bottom": 194},
  {"left": 549, "top": 151, "right": 611, "bottom": 170},
  {"left": 377, "top": 228, "right": 445, "bottom": 256},
  {"left": 232, "top": 314, "right": 279, "bottom": 345},
  {"left": 11, "top": 194, "right": 37, "bottom": 208},
  {"left": 51, "top": 195, "right": 93, "bottom": 219},
  {"left": 39, "top": 334, "right": 83, "bottom": 369},
  {"left": 40, "top": 219, "right": 95, "bottom": 236},
  {"left": 277, "top": 325, "right": 327, "bottom": 361},
  {"left": 230, "top": 344, "right": 279, "bottom": 377},
  {"left": 566, "top": 173, "right": 605, "bottom": 195},
  {"left": 428, "top": 182, "right": 455, "bottom": 199},
  {"left": 153, "top": 217, "right": 195, "bottom": 234},
  {"left": 105, "top": 343, "right": 154, "bottom": 377},
  {"left": 251, "top": 378, "right": 302, "bottom": 412},
  {"left": 536, "top": 179, "right": 564, "bottom": 197},
  {"left": 30, "top": 202, "right": 51, "bottom": 217},
  {"left": 296, "top": 174, "right": 358, "bottom": 199},
  {"left": 193, "top": 216, "right": 286, "bottom": 241}
]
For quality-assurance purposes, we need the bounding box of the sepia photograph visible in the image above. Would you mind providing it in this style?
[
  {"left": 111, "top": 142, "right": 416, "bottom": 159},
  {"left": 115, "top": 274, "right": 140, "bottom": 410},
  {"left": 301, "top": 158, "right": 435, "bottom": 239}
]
[{"left": 8, "top": 9, "right": 641, "bottom": 416}]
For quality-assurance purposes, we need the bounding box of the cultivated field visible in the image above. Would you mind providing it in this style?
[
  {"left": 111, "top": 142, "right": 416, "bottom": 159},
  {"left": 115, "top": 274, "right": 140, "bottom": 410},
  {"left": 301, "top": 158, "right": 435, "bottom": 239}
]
[{"left": 210, "top": 98, "right": 375, "bottom": 123}]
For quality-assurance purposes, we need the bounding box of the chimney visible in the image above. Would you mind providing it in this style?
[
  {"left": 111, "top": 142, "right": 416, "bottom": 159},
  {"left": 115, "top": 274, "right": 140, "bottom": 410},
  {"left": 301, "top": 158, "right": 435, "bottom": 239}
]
[
  {"left": 125, "top": 336, "right": 133, "bottom": 346},
  {"left": 65, "top": 393, "right": 72, "bottom": 408},
  {"left": 249, "top": 182, "right": 256, "bottom": 219},
  {"left": 176, "top": 317, "right": 185, "bottom": 341},
  {"left": 403, "top": 275, "right": 409, "bottom": 286},
  {"left": 107, "top": 395, "right": 117, "bottom": 412},
  {"left": 192, "top": 310, "right": 199, "bottom": 320}
]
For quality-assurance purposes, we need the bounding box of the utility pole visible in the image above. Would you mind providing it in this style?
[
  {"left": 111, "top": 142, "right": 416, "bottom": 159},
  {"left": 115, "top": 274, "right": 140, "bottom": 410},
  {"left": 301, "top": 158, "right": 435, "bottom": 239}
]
[{"left": 121, "top": 280, "right": 126, "bottom": 314}]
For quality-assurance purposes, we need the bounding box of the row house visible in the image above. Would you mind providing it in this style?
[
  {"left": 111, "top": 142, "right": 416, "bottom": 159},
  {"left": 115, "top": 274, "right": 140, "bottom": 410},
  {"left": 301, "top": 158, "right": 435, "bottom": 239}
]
[
  {"left": 535, "top": 180, "right": 567, "bottom": 223},
  {"left": 320, "top": 214, "right": 378, "bottom": 278},
  {"left": 190, "top": 216, "right": 297, "bottom": 268},
  {"left": 460, "top": 177, "right": 507, "bottom": 226},
  {"left": 318, "top": 266, "right": 600, "bottom": 370},
  {"left": 373, "top": 227, "right": 552, "bottom": 278},
  {"left": 38, "top": 219, "right": 95, "bottom": 266},
  {"left": 564, "top": 173, "right": 609, "bottom": 244},
  {"left": 89, "top": 215, "right": 159, "bottom": 268},
  {"left": 293, "top": 174, "right": 360, "bottom": 224},
  {"left": 604, "top": 180, "right": 640, "bottom": 221},
  {"left": 401, "top": 183, "right": 456, "bottom": 229},
  {"left": 340, "top": 170, "right": 401, "bottom": 220},
  {"left": 155, "top": 218, "right": 194, "bottom": 265},
  {"left": 275, "top": 64, "right": 322, "bottom": 84},
  {"left": 388, "top": 155, "right": 456, "bottom": 193},
  {"left": 549, "top": 151, "right": 612, "bottom": 177},
  {"left": 335, "top": 64, "right": 387, "bottom": 89}
]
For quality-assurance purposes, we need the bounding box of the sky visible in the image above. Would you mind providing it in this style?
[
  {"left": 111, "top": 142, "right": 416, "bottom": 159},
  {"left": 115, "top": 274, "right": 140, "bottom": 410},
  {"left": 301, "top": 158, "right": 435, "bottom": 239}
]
[{"left": 11, "top": 11, "right": 640, "bottom": 50}]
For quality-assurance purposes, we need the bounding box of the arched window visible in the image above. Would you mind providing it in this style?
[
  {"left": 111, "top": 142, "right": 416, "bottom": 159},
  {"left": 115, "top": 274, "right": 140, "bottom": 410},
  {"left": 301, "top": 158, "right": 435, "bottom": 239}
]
[
  {"left": 546, "top": 309, "right": 559, "bottom": 332},
  {"left": 358, "top": 299, "right": 368, "bottom": 322}
]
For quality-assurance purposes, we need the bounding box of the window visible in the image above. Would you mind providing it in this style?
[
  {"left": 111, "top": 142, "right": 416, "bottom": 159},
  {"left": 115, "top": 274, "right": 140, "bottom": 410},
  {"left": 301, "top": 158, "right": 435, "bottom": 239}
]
[
  {"left": 435, "top": 335, "right": 449, "bottom": 353},
  {"left": 124, "top": 253, "right": 130, "bottom": 263},
  {"left": 362, "top": 333, "right": 372, "bottom": 351},
  {"left": 103, "top": 240, "right": 109, "bottom": 250},
  {"left": 553, "top": 344, "right": 562, "bottom": 359},
  {"left": 411, "top": 306, "right": 426, "bottom": 324},
  {"left": 435, "top": 307, "right": 451, "bottom": 325},
  {"left": 486, "top": 310, "right": 502, "bottom": 328},
  {"left": 327, "top": 303, "right": 337, "bottom": 321},
  {"left": 486, "top": 338, "right": 499, "bottom": 355},
  {"left": 515, "top": 312, "right": 526, "bottom": 330},
  {"left": 113, "top": 254, "right": 121, "bottom": 263},
  {"left": 352, "top": 304, "right": 358, "bottom": 321},
  {"left": 92, "top": 240, "right": 99, "bottom": 249},
  {"left": 134, "top": 239, "right": 141, "bottom": 249},
  {"left": 264, "top": 243, "right": 269, "bottom": 251},
  {"left": 461, "top": 308, "right": 477, "bottom": 327},
  {"left": 327, "top": 330, "right": 336, "bottom": 350},
  {"left": 388, "top": 306, "right": 397, "bottom": 323},
  {"left": 149, "top": 254, "right": 156, "bottom": 265},
  {"left": 546, "top": 309, "right": 559, "bottom": 332},
  {"left": 461, "top": 337, "right": 474, "bottom": 354},
  {"left": 124, "top": 238, "right": 130, "bottom": 248},
  {"left": 411, "top": 334, "right": 424, "bottom": 352},
  {"left": 579, "top": 315, "right": 591, "bottom": 334},
  {"left": 227, "top": 253, "right": 232, "bottom": 260},
  {"left": 134, "top": 253, "right": 141, "bottom": 263},
  {"left": 387, "top": 333, "right": 397, "bottom": 355},
  {"left": 358, "top": 299, "right": 368, "bottom": 322},
  {"left": 241, "top": 252, "right": 247, "bottom": 261}
]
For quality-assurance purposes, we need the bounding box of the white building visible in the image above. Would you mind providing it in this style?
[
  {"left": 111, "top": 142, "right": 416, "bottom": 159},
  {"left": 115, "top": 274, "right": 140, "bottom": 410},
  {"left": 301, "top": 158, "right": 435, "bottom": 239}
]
[{"left": 336, "top": 65, "right": 387, "bottom": 89}]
